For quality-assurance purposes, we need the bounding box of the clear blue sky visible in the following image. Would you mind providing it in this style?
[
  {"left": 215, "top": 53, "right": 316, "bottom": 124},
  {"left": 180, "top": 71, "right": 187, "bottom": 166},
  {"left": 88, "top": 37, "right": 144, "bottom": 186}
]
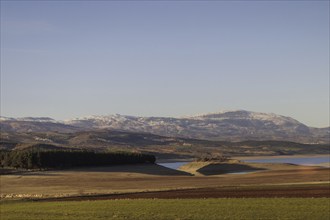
[{"left": 1, "top": 1, "right": 329, "bottom": 127}]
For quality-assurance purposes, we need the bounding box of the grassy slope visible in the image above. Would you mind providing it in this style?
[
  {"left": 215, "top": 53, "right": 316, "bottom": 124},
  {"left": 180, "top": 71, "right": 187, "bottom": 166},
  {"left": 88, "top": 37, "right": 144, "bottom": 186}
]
[
  {"left": 1, "top": 198, "right": 329, "bottom": 220},
  {"left": 1, "top": 164, "right": 329, "bottom": 199},
  {"left": 178, "top": 161, "right": 306, "bottom": 176}
]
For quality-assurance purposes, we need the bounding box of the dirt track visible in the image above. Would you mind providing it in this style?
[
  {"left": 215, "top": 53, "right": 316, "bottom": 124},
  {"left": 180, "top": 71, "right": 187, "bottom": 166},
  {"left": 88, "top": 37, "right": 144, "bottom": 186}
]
[{"left": 37, "top": 185, "right": 330, "bottom": 201}]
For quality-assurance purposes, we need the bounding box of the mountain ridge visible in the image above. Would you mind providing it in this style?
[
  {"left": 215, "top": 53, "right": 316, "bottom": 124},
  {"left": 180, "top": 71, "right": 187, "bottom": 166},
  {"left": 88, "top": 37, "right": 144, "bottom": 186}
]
[{"left": 1, "top": 110, "right": 329, "bottom": 144}]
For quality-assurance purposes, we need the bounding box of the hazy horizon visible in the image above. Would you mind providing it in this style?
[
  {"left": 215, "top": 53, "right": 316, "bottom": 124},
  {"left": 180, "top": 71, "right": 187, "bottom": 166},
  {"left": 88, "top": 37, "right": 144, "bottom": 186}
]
[
  {"left": 1, "top": 108, "right": 329, "bottom": 128},
  {"left": 1, "top": 1, "right": 329, "bottom": 127}
]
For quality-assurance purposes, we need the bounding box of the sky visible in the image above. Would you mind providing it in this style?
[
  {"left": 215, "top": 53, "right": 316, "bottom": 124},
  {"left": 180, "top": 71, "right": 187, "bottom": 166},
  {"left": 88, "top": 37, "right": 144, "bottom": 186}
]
[{"left": 0, "top": 0, "right": 329, "bottom": 127}]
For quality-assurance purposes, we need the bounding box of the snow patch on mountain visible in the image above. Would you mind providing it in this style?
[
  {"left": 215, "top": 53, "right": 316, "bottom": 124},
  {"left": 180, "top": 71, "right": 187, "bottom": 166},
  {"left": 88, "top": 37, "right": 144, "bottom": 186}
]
[{"left": 1, "top": 110, "right": 328, "bottom": 143}]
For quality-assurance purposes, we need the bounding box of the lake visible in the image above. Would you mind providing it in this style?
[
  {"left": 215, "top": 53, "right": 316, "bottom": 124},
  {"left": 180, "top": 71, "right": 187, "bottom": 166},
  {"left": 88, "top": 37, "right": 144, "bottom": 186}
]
[
  {"left": 158, "top": 162, "right": 190, "bottom": 170},
  {"left": 243, "top": 156, "right": 330, "bottom": 166},
  {"left": 158, "top": 155, "right": 330, "bottom": 170}
]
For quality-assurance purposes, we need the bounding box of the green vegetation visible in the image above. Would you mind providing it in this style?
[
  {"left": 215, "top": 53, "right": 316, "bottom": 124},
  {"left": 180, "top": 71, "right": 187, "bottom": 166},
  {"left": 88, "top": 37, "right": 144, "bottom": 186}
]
[
  {"left": 1, "top": 198, "right": 329, "bottom": 220},
  {"left": 0, "top": 149, "right": 155, "bottom": 169}
]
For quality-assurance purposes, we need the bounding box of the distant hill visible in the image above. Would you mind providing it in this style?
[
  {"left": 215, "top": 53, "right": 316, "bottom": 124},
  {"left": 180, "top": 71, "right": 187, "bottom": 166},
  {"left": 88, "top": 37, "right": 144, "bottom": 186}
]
[
  {"left": 1, "top": 129, "right": 329, "bottom": 159},
  {"left": 1, "top": 110, "right": 328, "bottom": 143},
  {"left": 0, "top": 119, "right": 81, "bottom": 133}
]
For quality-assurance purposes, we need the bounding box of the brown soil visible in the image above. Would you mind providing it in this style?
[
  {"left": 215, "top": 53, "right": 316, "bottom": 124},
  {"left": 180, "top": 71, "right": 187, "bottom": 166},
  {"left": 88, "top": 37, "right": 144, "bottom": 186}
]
[
  {"left": 2, "top": 165, "right": 329, "bottom": 199},
  {"left": 36, "top": 185, "right": 330, "bottom": 202}
]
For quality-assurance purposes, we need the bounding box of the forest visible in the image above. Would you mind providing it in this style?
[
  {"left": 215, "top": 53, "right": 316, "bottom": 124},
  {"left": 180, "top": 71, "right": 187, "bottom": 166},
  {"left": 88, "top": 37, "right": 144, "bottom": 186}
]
[{"left": 0, "top": 149, "right": 156, "bottom": 169}]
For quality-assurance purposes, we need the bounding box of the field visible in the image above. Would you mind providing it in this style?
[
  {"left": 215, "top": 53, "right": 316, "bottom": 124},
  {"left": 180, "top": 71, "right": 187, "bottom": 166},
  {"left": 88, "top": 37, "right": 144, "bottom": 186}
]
[
  {"left": 1, "top": 198, "right": 329, "bottom": 220},
  {"left": 1, "top": 163, "right": 329, "bottom": 198},
  {"left": 1, "top": 158, "right": 329, "bottom": 219}
]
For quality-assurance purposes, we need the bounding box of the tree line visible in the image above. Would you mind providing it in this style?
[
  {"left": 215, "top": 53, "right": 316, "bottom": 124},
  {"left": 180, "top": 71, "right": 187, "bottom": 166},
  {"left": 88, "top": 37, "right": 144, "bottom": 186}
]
[{"left": 0, "top": 149, "right": 156, "bottom": 169}]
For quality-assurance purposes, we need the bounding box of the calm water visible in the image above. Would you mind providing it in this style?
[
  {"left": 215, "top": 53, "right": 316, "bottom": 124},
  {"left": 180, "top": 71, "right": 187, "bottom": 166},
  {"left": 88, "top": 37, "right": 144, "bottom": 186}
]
[
  {"left": 159, "top": 156, "right": 330, "bottom": 170},
  {"left": 158, "top": 162, "right": 189, "bottom": 170},
  {"left": 244, "top": 156, "right": 330, "bottom": 165}
]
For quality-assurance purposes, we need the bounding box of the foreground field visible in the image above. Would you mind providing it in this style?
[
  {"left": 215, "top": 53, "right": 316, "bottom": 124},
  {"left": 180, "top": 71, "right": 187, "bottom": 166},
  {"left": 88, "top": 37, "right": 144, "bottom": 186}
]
[
  {"left": 1, "top": 198, "right": 329, "bottom": 220},
  {"left": 1, "top": 163, "right": 329, "bottom": 199},
  {"left": 37, "top": 184, "right": 329, "bottom": 201},
  {"left": 1, "top": 160, "right": 329, "bottom": 220}
]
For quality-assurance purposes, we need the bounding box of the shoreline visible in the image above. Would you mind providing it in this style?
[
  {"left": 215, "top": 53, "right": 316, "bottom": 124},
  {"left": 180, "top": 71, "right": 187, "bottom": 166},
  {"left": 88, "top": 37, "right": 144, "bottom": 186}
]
[
  {"left": 233, "top": 154, "right": 330, "bottom": 160},
  {"left": 157, "top": 154, "right": 330, "bottom": 163}
]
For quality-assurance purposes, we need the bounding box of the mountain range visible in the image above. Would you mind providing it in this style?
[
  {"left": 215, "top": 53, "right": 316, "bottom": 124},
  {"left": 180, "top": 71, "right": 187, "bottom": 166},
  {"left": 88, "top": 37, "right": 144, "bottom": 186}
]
[{"left": 1, "top": 110, "right": 329, "bottom": 144}]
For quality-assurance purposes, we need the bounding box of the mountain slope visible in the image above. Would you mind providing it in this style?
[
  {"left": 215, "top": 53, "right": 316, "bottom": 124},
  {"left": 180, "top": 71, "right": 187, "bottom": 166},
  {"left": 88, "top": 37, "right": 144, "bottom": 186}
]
[
  {"left": 64, "top": 110, "right": 328, "bottom": 143},
  {"left": 1, "top": 110, "right": 329, "bottom": 143},
  {"left": 1, "top": 129, "right": 329, "bottom": 158},
  {"left": 0, "top": 120, "right": 81, "bottom": 133}
]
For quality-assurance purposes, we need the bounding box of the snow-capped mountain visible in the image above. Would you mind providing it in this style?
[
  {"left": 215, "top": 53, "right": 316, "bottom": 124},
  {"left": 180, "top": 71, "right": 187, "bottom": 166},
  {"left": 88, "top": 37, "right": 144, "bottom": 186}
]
[
  {"left": 1, "top": 110, "right": 329, "bottom": 143},
  {"left": 63, "top": 110, "right": 328, "bottom": 143}
]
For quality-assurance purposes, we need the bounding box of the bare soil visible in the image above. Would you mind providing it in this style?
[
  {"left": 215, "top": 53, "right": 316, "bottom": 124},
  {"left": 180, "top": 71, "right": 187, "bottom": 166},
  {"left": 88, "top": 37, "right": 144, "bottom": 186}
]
[
  {"left": 35, "top": 185, "right": 330, "bottom": 201},
  {"left": 1, "top": 164, "right": 329, "bottom": 199}
]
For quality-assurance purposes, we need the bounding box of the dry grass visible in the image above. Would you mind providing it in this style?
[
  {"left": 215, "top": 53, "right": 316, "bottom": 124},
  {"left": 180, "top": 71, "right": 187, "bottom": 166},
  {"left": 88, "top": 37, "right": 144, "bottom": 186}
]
[
  {"left": 1, "top": 163, "right": 329, "bottom": 199},
  {"left": 178, "top": 160, "right": 314, "bottom": 176}
]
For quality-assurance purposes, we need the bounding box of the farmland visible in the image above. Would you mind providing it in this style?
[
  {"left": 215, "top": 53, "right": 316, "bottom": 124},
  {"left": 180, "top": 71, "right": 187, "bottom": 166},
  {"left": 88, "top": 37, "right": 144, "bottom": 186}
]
[
  {"left": 1, "top": 198, "right": 329, "bottom": 220},
  {"left": 1, "top": 162, "right": 329, "bottom": 198},
  {"left": 1, "top": 156, "right": 329, "bottom": 219}
]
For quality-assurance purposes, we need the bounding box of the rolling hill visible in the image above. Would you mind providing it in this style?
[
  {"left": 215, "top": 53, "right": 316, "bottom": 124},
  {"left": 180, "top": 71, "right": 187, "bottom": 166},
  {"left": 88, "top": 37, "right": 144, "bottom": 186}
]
[{"left": 1, "top": 129, "right": 329, "bottom": 159}]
